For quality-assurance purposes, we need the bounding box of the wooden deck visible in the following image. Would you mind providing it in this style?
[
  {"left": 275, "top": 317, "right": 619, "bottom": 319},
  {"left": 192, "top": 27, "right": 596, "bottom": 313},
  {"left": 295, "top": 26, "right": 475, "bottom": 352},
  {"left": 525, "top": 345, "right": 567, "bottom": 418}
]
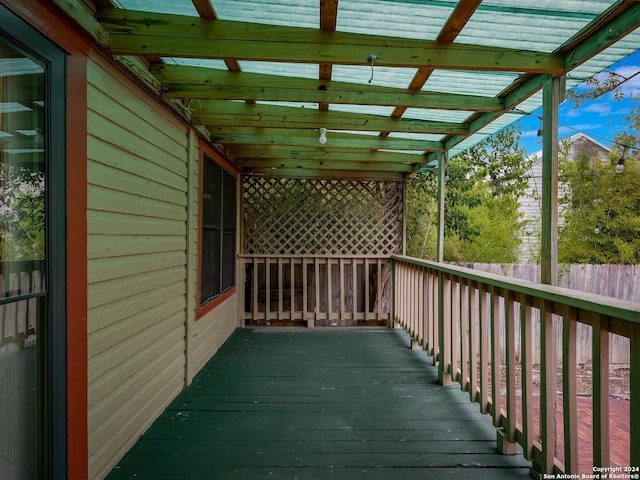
[{"left": 106, "top": 328, "right": 531, "bottom": 480}]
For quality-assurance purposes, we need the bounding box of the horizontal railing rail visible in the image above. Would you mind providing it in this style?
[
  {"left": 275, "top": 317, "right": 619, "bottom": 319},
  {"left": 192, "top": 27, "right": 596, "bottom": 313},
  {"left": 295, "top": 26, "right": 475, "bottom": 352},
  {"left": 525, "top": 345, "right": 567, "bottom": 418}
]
[
  {"left": 391, "top": 255, "right": 639, "bottom": 478},
  {"left": 239, "top": 255, "right": 390, "bottom": 327}
]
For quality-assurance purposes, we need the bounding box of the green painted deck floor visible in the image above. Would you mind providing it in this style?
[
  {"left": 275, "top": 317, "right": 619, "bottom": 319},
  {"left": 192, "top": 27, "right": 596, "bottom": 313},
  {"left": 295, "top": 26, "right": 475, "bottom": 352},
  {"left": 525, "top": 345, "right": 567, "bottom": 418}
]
[{"left": 106, "top": 328, "right": 531, "bottom": 479}]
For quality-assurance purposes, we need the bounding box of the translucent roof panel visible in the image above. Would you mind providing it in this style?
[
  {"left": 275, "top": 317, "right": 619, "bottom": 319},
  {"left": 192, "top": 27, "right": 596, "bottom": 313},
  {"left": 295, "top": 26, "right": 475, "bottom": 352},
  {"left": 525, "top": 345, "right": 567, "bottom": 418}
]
[
  {"left": 457, "top": 1, "right": 610, "bottom": 52},
  {"left": 238, "top": 61, "right": 320, "bottom": 80},
  {"left": 403, "top": 108, "right": 475, "bottom": 124},
  {"left": 337, "top": 0, "right": 454, "bottom": 40},
  {"left": 209, "top": 0, "right": 319, "bottom": 27},
  {"left": 423, "top": 70, "right": 520, "bottom": 97},
  {"left": 115, "top": 0, "right": 198, "bottom": 15},
  {"left": 332, "top": 65, "right": 418, "bottom": 89}
]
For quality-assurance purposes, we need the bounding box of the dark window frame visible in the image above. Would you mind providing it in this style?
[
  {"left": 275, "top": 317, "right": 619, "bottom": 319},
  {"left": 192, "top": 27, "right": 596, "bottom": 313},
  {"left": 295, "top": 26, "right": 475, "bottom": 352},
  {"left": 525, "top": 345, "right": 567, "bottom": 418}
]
[{"left": 197, "top": 145, "right": 237, "bottom": 316}]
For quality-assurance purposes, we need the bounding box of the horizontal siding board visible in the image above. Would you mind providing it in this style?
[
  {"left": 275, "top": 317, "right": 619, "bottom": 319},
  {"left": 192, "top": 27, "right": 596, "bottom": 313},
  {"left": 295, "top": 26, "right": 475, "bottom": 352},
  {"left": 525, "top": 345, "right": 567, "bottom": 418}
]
[
  {"left": 88, "top": 312, "right": 185, "bottom": 392},
  {"left": 87, "top": 85, "right": 188, "bottom": 161},
  {"left": 88, "top": 210, "right": 185, "bottom": 236},
  {"left": 88, "top": 185, "right": 187, "bottom": 221},
  {"left": 89, "top": 359, "right": 184, "bottom": 480},
  {"left": 88, "top": 235, "right": 186, "bottom": 259},
  {"left": 88, "top": 281, "right": 187, "bottom": 334},
  {"left": 88, "top": 297, "right": 185, "bottom": 358},
  {"left": 87, "top": 61, "right": 188, "bottom": 149},
  {"left": 88, "top": 111, "right": 188, "bottom": 179},
  {"left": 88, "top": 137, "right": 186, "bottom": 192},
  {"left": 88, "top": 337, "right": 184, "bottom": 438},
  {"left": 88, "top": 251, "right": 186, "bottom": 288},
  {"left": 190, "top": 294, "right": 238, "bottom": 375},
  {"left": 88, "top": 158, "right": 186, "bottom": 206},
  {"left": 88, "top": 269, "right": 185, "bottom": 310}
]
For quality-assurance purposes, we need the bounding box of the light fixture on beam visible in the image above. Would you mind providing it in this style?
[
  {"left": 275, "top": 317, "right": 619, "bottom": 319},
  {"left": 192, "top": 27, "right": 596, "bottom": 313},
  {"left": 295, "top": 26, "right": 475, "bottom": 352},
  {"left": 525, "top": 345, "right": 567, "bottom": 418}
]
[{"left": 319, "top": 128, "right": 327, "bottom": 144}]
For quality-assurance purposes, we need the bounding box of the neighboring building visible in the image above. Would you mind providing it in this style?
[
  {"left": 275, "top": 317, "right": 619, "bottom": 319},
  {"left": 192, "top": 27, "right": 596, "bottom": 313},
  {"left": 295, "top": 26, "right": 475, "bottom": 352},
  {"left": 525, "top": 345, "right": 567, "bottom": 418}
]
[{"left": 518, "top": 133, "right": 610, "bottom": 263}]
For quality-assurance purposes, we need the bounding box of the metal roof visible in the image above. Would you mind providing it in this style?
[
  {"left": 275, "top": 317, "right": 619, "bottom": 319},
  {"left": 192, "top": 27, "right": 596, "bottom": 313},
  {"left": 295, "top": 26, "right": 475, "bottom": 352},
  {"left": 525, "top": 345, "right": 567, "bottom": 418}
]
[{"left": 67, "top": 0, "right": 640, "bottom": 180}]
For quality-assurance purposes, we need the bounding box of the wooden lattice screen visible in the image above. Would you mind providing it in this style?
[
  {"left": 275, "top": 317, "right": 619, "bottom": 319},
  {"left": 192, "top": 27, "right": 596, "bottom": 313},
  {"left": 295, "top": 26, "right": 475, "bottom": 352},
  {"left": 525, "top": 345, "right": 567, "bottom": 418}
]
[{"left": 242, "top": 176, "right": 403, "bottom": 256}]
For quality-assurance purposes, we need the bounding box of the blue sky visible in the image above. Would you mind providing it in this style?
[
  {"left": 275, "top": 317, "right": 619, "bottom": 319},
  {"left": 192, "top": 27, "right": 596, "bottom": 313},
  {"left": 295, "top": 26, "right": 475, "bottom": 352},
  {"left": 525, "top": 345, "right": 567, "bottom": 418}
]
[{"left": 517, "top": 50, "right": 640, "bottom": 156}]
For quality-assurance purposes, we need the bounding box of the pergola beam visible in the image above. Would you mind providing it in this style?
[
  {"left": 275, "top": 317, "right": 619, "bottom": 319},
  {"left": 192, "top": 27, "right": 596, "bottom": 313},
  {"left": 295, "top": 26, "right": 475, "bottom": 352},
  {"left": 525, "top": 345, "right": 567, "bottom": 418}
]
[
  {"left": 194, "top": 101, "right": 468, "bottom": 135},
  {"left": 209, "top": 128, "right": 444, "bottom": 151},
  {"left": 100, "top": 9, "right": 564, "bottom": 73},
  {"left": 229, "top": 145, "right": 427, "bottom": 164},
  {"left": 155, "top": 65, "right": 503, "bottom": 112}
]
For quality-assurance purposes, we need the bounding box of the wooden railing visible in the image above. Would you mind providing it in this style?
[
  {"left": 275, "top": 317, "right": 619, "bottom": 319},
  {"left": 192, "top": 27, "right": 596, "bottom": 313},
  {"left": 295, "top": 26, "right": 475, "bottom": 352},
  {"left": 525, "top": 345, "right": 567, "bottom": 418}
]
[
  {"left": 391, "top": 255, "right": 639, "bottom": 477},
  {"left": 0, "top": 261, "right": 45, "bottom": 349},
  {"left": 239, "top": 255, "right": 390, "bottom": 326}
]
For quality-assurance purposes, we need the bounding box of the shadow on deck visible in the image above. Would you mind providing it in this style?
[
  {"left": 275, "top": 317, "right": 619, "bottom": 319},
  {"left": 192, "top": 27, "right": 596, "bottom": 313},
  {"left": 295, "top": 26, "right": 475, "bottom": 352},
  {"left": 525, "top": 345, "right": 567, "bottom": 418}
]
[{"left": 106, "top": 327, "right": 531, "bottom": 479}]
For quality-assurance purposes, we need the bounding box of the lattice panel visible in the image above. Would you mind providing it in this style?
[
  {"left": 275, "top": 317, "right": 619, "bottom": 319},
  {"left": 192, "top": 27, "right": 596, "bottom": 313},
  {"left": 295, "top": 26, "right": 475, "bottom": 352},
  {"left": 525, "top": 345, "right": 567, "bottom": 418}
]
[{"left": 242, "top": 176, "right": 403, "bottom": 256}]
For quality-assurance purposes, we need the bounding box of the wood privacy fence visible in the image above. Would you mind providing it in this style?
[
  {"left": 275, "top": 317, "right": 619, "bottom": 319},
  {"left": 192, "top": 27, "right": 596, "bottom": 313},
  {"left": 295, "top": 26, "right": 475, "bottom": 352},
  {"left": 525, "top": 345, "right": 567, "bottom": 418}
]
[
  {"left": 0, "top": 261, "right": 44, "bottom": 350},
  {"left": 457, "top": 264, "right": 636, "bottom": 364},
  {"left": 239, "top": 255, "right": 390, "bottom": 326},
  {"left": 392, "top": 256, "right": 640, "bottom": 476}
]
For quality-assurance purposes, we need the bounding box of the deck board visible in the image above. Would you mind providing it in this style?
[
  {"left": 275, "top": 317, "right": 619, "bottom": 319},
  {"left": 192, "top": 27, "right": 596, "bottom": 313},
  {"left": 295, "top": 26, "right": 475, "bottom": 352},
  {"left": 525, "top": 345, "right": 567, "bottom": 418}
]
[{"left": 106, "top": 328, "right": 531, "bottom": 479}]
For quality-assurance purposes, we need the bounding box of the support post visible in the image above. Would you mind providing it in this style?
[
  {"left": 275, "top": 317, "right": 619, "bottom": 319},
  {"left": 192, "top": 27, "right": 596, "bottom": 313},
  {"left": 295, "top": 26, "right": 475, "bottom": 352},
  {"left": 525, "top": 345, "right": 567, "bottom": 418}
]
[
  {"left": 541, "top": 77, "right": 562, "bottom": 285},
  {"left": 437, "top": 151, "right": 447, "bottom": 263}
]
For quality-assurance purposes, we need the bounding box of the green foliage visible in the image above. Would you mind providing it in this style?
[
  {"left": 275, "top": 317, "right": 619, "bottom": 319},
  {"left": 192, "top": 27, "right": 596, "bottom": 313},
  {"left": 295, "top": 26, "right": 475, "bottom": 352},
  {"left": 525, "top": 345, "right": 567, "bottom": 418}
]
[
  {"left": 0, "top": 165, "right": 45, "bottom": 260},
  {"left": 558, "top": 139, "right": 640, "bottom": 264},
  {"left": 406, "top": 125, "right": 531, "bottom": 263}
]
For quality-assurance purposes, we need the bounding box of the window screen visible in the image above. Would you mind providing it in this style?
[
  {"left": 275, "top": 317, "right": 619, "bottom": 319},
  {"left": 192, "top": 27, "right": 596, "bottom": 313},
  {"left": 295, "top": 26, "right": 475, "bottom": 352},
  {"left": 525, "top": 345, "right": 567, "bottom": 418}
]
[{"left": 200, "top": 153, "right": 236, "bottom": 306}]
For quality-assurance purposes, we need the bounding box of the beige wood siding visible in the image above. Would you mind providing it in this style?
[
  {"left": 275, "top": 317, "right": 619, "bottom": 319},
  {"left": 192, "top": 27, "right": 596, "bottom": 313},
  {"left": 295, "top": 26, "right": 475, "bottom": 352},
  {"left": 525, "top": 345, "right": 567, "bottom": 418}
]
[
  {"left": 184, "top": 133, "right": 238, "bottom": 384},
  {"left": 86, "top": 51, "right": 190, "bottom": 480}
]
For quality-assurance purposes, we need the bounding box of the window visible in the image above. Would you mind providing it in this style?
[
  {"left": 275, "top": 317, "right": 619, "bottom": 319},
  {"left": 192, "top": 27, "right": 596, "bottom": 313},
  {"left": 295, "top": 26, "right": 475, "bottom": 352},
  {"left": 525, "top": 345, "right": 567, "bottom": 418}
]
[{"left": 200, "top": 151, "right": 236, "bottom": 308}]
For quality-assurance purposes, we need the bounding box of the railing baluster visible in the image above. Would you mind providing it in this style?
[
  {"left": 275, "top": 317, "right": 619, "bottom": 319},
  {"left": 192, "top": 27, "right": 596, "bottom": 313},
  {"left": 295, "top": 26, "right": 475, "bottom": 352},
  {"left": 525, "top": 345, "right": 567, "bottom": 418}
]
[
  {"left": 631, "top": 323, "right": 640, "bottom": 468},
  {"left": 302, "top": 257, "right": 308, "bottom": 325},
  {"left": 365, "top": 260, "right": 370, "bottom": 321},
  {"left": 562, "top": 306, "right": 578, "bottom": 473},
  {"left": 592, "top": 313, "right": 610, "bottom": 469},
  {"left": 265, "top": 257, "right": 271, "bottom": 325},
  {"left": 540, "top": 299, "right": 556, "bottom": 474},
  {"left": 351, "top": 259, "right": 357, "bottom": 322},
  {"left": 469, "top": 282, "right": 478, "bottom": 403},
  {"left": 479, "top": 285, "right": 490, "bottom": 414},
  {"left": 290, "top": 257, "right": 295, "bottom": 321},
  {"left": 519, "top": 294, "right": 534, "bottom": 461},
  {"left": 460, "top": 281, "right": 470, "bottom": 392},
  {"left": 451, "top": 278, "right": 460, "bottom": 382},
  {"left": 504, "top": 290, "right": 517, "bottom": 445},
  {"left": 438, "top": 273, "right": 452, "bottom": 385},
  {"left": 340, "top": 258, "right": 346, "bottom": 324},
  {"left": 377, "top": 258, "right": 382, "bottom": 322},
  {"left": 314, "top": 257, "right": 320, "bottom": 327},
  {"left": 490, "top": 286, "right": 501, "bottom": 426}
]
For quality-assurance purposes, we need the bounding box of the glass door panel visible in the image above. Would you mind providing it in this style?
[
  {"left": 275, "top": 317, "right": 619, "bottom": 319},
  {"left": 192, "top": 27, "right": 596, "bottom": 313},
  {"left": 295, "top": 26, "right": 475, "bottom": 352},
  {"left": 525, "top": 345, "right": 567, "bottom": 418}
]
[{"left": 0, "top": 37, "right": 47, "bottom": 480}]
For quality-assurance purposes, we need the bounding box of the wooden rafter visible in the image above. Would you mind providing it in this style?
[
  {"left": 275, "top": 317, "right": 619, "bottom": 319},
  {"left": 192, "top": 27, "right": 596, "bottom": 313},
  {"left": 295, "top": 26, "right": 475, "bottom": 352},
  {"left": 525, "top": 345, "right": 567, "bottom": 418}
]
[
  {"left": 384, "top": 0, "right": 482, "bottom": 138},
  {"left": 191, "top": 0, "right": 242, "bottom": 74},
  {"left": 319, "top": 0, "right": 338, "bottom": 111}
]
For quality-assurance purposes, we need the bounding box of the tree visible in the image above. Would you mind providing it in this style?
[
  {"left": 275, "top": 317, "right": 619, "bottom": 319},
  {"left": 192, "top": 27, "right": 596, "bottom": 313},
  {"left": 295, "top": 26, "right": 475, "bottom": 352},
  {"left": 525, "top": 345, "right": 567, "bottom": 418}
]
[
  {"left": 558, "top": 65, "right": 640, "bottom": 264},
  {"left": 558, "top": 131, "right": 640, "bottom": 264},
  {"left": 406, "top": 125, "right": 531, "bottom": 263}
]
